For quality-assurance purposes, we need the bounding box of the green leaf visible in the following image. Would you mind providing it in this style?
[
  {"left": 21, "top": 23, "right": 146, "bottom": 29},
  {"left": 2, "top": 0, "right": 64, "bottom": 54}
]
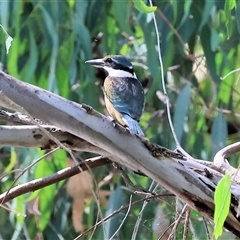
[
  {"left": 57, "top": 35, "right": 74, "bottom": 97},
  {"left": 236, "top": 0, "right": 240, "bottom": 35},
  {"left": 6, "top": 0, "right": 21, "bottom": 77},
  {"left": 173, "top": 83, "right": 191, "bottom": 143},
  {"left": 67, "top": 0, "right": 75, "bottom": 8},
  {"left": 25, "top": 190, "right": 41, "bottom": 202},
  {"left": 104, "top": 186, "right": 126, "bottom": 239},
  {"left": 4, "top": 148, "right": 17, "bottom": 173},
  {"left": 20, "top": 30, "right": 38, "bottom": 82},
  {"left": 224, "top": 0, "right": 235, "bottom": 37},
  {"left": 0, "top": 1, "right": 10, "bottom": 30},
  {"left": 38, "top": 184, "right": 56, "bottom": 231},
  {"left": 112, "top": 0, "right": 133, "bottom": 35},
  {"left": 35, "top": 159, "right": 57, "bottom": 231},
  {"left": 199, "top": 0, "right": 215, "bottom": 31},
  {"left": 225, "top": 0, "right": 236, "bottom": 10},
  {"left": 38, "top": 5, "right": 59, "bottom": 93},
  {"left": 11, "top": 195, "right": 26, "bottom": 240},
  {"left": 177, "top": 0, "right": 193, "bottom": 29},
  {"left": 52, "top": 149, "right": 67, "bottom": 170},
  {"left": 75, "top": 0, "right": 88, "bottom": 23},
  {"left": 211, "top": 28, "right": 220, "bottom": 51},
  {"left": 214, "top": 174, "right": 231, "bottom": 239},
  {"left": 218, "top": 73, "right": 233, "bottom": 104},
  {"left": 132, "top": 0, "right": 157, "bottom": 13},
  {"left": 200, "top": 26, "right": 220, "bottom": 84},
  {"left": 211, "top": 112, "right": 227, "bottom": 159}
]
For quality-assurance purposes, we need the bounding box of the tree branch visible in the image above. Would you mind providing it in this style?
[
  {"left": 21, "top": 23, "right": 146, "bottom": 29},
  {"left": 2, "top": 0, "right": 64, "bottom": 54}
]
[
  {"left": 0, "top": 156, "right": 111, "bottom": 204},
  {"left": 214, "top": 141, "right": 240, "bottom": 174},
  {"left": 1, "top": 70, "right": 240, "bottom": 236},
  {"left": 0, "top": 124, "right": 107, "bottom": 155}
]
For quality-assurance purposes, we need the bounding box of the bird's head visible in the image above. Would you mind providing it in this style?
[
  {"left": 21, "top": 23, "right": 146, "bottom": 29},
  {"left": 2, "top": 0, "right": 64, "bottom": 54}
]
[{"left": 85, "top": 55, "right": 136, "bottom": 78}]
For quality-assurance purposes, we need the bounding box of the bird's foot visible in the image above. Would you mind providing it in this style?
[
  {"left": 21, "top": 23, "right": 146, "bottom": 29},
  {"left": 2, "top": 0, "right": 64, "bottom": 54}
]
[
  {"left": 107, "top": 116, "right": 132, "bottom": 134},
  {"left": 108, "top": 116, "right": 116, "bottom": 127},
  {"left": 82, "top": 104, "right": 93, "bottom": 113},
  {"left": 125, "top": 126, "right": 131, "bottom": 134}
]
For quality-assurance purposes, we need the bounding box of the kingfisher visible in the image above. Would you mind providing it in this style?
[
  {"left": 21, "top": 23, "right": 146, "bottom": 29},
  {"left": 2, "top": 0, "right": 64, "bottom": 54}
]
[{"left": 85, "top": 55, "right": 145, "bottom": 136}]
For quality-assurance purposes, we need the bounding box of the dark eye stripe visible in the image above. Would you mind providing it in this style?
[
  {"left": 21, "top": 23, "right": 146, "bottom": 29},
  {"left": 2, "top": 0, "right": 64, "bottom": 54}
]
[
  {"left": 105, "top": 56, "right": 134, "bottom": 75},
  {"left": 121, "top": 65, "right": 134, "bottom": 74},
  {"left": 106, "top": 58, "right": 113, "bottom": 63}
]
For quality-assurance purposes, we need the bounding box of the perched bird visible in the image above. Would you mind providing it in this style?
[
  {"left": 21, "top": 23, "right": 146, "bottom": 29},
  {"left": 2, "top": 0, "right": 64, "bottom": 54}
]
[{"left": 85, "top": 55, "right": 145, "bottom": 136}]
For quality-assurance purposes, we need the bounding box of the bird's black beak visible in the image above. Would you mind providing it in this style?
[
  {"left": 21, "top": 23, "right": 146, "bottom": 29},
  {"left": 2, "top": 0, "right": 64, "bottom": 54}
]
[{"left": 85, "top": 58, "right": 105, "bottom": 68}]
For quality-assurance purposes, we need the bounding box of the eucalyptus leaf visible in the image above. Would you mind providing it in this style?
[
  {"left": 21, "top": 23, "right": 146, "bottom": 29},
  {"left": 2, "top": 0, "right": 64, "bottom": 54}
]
[
  {"left": 132, "top": 0, "right": 157, "bottom": 13},
  {"left": 236, "top": 0, "right": 240, "bottom": 35},
  {"left": 104, "top": 186, "right": 126, "bottom": 239},
  {"left": 173, "top": 83, "right": 191, "bottom": 143},
  {"left": 211, "top": 112, "right": 227, "bottom": 159},
  {"left": 214, "top": 174, "right": 231, "bottom": 239}
]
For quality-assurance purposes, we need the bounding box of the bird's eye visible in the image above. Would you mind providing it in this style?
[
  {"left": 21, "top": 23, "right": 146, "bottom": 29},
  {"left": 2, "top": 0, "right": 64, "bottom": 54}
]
[{"left": 105, "top": 58, "right": 113, "bottom": 63}]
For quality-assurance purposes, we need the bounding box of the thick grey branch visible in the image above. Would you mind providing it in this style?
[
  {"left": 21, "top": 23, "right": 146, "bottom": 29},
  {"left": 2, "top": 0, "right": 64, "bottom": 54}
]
[
  {"left": 1, "top": 71, "right": 240, "bottom": 236},
  {"left": 0, "top": 125, "right": 108, "bottom": 155}
]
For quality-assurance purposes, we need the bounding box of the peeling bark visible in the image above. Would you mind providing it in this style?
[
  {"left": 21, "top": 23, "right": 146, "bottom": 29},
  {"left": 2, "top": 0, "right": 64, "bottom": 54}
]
[{"left": 0, "top": 71, "right": 240, "bottom": 236}]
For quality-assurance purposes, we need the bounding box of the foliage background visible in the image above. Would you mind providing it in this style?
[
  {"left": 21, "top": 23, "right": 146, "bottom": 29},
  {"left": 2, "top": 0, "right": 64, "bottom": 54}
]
[{"left": 0, "top": 0, "right": 240, "bottom": 239}]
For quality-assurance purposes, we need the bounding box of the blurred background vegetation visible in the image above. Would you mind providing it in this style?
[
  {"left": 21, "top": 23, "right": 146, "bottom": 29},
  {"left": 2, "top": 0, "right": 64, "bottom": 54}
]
[{"left": 0, "top": 0, "right": 240, "bottom": 239}]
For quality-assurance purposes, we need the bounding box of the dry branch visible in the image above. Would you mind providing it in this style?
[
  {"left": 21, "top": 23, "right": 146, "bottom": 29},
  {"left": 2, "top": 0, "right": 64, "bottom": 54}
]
[
  {"left": 0, "top": 156, "right": 110, "bottom": 204},
  {"left": 0, "top": 70, "right": 240, "bottom": 236}
]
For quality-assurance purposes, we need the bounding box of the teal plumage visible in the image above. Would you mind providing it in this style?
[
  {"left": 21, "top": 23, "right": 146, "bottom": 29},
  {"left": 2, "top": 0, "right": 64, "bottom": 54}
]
[{"left": 86, "top": 55, "right": 145, "bottom": 136}]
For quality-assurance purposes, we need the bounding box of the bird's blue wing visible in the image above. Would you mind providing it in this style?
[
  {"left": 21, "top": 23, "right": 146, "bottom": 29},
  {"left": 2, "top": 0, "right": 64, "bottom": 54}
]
[{"left": 104, "top": 77, "right": 144, "bottom": 121}]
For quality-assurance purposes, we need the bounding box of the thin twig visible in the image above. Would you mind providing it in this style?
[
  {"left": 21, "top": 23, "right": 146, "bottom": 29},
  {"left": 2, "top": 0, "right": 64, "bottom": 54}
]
[
  {"left": 148, "top": 0, "right": 193, "bottom": 160},
  {"left": 158, "top": 221, "right": 175, "bottom": 240},
  {"left": 156, "top": 9, "right": 187, "bottom": 51},
  {"left": 0, "top": 147, "right": 60, "bottom": 204},
  {"left": 74, "top": 193, "right": 170, "bottom": 240},
  {"left": 183, "top": 206, "right": 190, "bottom": 240},
  {"left": 167, "top": 204, "right": 188, "bottom": 240},
  {"left": 131, "top": 181, "right": 158, "bottom": 240},
  {"left": 203, "top": 217, "right": 211, "bottom": 240},
  {"left": 109, "top": 195, "right": 133, "bottom": 240},
  {"left": 221, "top": 68, "right": 240, "bottom": 80},
  {"left": 0, "top": 156, "right": 110, "bottom": 204},
  {"left": 188, "top": 217, "right": 199, "bottom": 240},
  {"left": 113, "top": 163, "right": 155, "bottom": 196}
]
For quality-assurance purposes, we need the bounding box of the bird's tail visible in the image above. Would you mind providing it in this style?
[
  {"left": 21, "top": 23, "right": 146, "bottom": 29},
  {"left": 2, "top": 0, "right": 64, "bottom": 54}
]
[{"left": 122, "top": 114, "right": 144, "bottom": 137}]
